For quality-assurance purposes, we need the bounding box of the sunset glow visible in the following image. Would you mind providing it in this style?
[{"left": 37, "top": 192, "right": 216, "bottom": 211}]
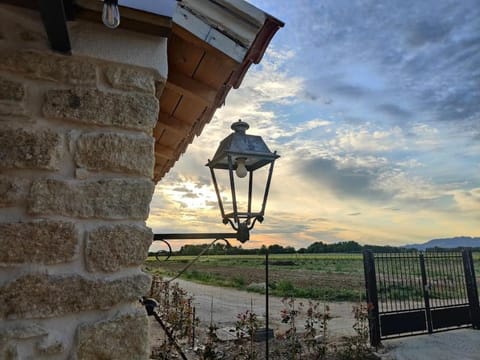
[{"left": 148, "top": 0, "right": 480, "bottom": 250}]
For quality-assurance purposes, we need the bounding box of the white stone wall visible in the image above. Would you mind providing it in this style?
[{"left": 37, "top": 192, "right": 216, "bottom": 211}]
[{"left": 0, "top": 5, "right": 166, "bottom": 359}]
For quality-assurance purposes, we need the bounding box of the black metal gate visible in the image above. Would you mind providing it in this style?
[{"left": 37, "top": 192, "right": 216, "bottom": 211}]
[{"left": 363, "top": 249, "right": 480, "bottom": 346}]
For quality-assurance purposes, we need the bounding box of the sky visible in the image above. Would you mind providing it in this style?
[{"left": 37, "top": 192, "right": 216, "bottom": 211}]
[{"left": 148, "top": 0, "right": 480, "bottom": 250}]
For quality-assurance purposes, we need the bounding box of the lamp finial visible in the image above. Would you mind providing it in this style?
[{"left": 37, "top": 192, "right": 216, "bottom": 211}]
[{"left": 231, "top": 120, "right": 249, "bottom": 134}]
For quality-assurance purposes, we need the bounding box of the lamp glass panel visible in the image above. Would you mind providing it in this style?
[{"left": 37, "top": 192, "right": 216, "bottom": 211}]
[{"left": 211, "top": 165, "right": 271, "bottom": 222}]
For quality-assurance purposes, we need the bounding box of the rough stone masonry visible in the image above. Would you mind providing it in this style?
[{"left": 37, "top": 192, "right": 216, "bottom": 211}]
[{"left": 0, "top": 5, "right": 166, "bottom": 359}]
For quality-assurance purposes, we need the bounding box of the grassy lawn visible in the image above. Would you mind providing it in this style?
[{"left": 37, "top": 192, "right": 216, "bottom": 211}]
[
  {"left": 144, "top": 252, "right": 480, "bottom": 302},
  {"left": 145, "top": 253, "right": 366, "bottom": 302}
]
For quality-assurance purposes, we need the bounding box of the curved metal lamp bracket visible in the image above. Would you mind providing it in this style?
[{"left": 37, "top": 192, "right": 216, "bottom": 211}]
[
  {"left": 153, "top": 236, "right": 232, "bottom": 283},
  {"left": 154, "top": 239, "right": 173, "bottom": 262}
]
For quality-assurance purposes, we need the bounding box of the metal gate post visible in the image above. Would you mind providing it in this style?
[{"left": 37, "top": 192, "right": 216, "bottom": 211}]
[
  {"left": 462, "top": 248, "right": 480, "bottom": 329},
  {"left": 419, "top": 252, "right": 433, "bottom": 333},
  {"left": 363, "top": 250, "right": 381, "bottom": 346}
]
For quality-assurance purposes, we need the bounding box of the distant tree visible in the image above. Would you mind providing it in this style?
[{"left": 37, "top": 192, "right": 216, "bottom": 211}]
[
  {"left": 268, "top": 244, "right": 285, "bottom": 254},
  {"left": 258, "top": 245, "right": 267, "bottom": 255},
  {"left": 178, "top": 244, "right": 207, "bottom": 256},
  {"left": 284, "top": 246, "right": 296, "bottom": 254},
  {"left": 305, "top": 240, "right": 363, "bottom": 253},
  {"left": 330, "top": 241, "right": 362, "bottom": 253},
  {"left": 364, "top": 244, "right": 405, "bottom": 253},
  {"left": 306, "top": 241, "right": 327, "bottom": 253}
]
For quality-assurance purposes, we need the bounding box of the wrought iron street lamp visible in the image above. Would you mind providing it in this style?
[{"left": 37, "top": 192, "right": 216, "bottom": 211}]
[
  {"left": 152, "top": 120, "right": 278, "bottom": 358},
  {"left": 154, "top": 120, "right": 278, "bottom": 250},
  {"left": 207, "top": 120, "right": 279, "bottom": 243}
]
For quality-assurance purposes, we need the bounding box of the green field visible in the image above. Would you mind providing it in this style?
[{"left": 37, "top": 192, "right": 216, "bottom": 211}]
[{"left": 144, "top": 252, "right": 480, "bottom": 302}]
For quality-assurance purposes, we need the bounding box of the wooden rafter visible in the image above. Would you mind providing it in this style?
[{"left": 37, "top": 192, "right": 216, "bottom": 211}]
[
  {"left": 166, "top": 71, "right": 217, "bottom": 106},
  {"left": 155, "top": 144, "right": 177, "bottom": 160},
  {"left": 155, "top": 112, "right": 192, "bottom": 137}
]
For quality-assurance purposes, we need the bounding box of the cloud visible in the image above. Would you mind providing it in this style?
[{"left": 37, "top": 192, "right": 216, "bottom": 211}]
[
  {"left": 266, "top": 0, "right": 480, "bottom": 130},
  {"left": 373, "top": 169, "right": 455, "bottom": 206},
  {"left": 331, "top": 126, "right": 406, "bottom": 153},
  {"left": 406, "top": 20, "right": 453, "bottom": 47},
  {"left": 451, "top": 188, "right": 480, "bottom": 214},
  {"left": 377, "top": 104, "right": 412, "bottom": 119},
  {"left": 329, "top": 83, "right": 370, "bottom": 98},
  {"left": 299, "top": 157, "right": 387, "bottom": 201}
]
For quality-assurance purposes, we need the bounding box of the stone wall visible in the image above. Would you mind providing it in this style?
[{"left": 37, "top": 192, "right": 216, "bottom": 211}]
[{"left": 0, "top": 6, "right": 165, "bottom": 359}]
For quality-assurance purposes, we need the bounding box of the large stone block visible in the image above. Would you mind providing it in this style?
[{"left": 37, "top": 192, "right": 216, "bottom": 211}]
[
  {"left": 105, "top": 66, "right": 155, "bottom": 94},
  {"left": 0, "top": 273, "right": 151, "bottom": 319},
  {"left": 86, "top": 225, "right": 152, "bottom": 273},
  {"left": 0, "top": 176, "right": 30, "bottom": 207},
  {"left": 0, "top": 72, "right": 27, "bottom": 118},
  {"left": 28, "top": 178, "right": 154, "bottom": 219},
  {"left": 0, "top": 77, "right": 25, "bottom": 102},
  {"left": 74, "top": 312, "right": 149, "bottom": 360},
  {"left": 0, "top": 50, "right": 96, "bottom": 85},
  {"left": 75, "top": 132, "right": 154, "bottom": 177},
  {"left": 0, "top": 100, "right": 27, "bottom": 117},
  {"left": 0, "top": 128, "right": 62, "bottom": 170},
  {"left": 0, "top": 221, "right": 77, "bottom": 265},
  {"left": 43, "top": 88, "right": 159, "bottom": 132}
]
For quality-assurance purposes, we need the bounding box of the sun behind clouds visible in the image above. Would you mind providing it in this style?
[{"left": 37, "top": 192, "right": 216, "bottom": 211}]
[{"left": 164, "top": 180, "right": 218, "bottom": 211}]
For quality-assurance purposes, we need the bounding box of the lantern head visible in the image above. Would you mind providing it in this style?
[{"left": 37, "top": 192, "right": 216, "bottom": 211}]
[{"left": 207, "top": 120, "right": 279, "bottom": 242}]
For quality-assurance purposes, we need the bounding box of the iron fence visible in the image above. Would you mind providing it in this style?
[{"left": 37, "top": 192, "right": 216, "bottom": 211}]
[{"left": 364, "top": 249, "right": 480, "bottom": 345}]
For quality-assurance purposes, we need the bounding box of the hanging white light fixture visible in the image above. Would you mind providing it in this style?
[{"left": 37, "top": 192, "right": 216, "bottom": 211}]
[{"left": 102, "top": 0, "right": 121, "bottom": 29}]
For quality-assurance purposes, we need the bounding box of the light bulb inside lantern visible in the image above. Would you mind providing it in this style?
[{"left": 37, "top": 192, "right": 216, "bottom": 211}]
[
  {"left": 235, "top": 158, "right": 248, "bottom": 178},
  {"left": 102, "top": 0, "right": 121, "bottom": 29}
]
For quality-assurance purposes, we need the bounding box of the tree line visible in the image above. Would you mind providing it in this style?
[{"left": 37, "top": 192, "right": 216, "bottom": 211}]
[{"left": 153, "top": 240, "right": 415, "bottom": 257}]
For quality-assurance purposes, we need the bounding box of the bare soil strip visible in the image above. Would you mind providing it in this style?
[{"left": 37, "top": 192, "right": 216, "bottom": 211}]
[{"left": 171, "top": 278, "right": 358, "bottom": 339}]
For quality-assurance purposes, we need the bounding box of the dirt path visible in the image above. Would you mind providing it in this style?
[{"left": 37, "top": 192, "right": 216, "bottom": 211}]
[{"left": 172, "top": 278, "right": 358, "bottom": 339}]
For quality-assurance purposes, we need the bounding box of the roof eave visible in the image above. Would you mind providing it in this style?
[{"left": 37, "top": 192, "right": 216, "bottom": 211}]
[{"left": 230, "top": 15, "right": 284, "bottom": 89}]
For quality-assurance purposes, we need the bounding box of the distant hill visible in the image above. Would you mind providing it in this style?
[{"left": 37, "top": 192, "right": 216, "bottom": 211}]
[{"left": 404, "top": 236, "right": 480, "bottom": 250}]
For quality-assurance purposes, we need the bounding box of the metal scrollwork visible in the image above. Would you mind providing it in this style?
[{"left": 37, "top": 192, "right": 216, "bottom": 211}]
[{"left": 153, "top": 236, "right": 231, "bottom": 283}]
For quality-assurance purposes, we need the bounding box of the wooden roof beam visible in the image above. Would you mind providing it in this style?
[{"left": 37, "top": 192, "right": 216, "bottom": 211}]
[
  {"left": 166, "top": 70, "right": 217, "bottom": 106},
  {"left": 154, "top": 111, "right": 192, "bottom": 138},
  {"left": 155, "top": 144, "right": 177, "bottom": 160}
]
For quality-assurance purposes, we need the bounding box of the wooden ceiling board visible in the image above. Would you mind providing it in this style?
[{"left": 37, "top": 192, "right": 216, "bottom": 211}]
[
  {"left": 155, "top": 144, "right": 177, "bottom": 160},
  {"left": 166, "top": 71, "right": 217, "bottom": 106},
  {"left": 152, "top": 124, "right": 165, "bottom": 140},
  {"left": 154, "top": 156, "right": 168, "bottom": 167},
  {"left": 159, "top": 87, "right": 183, "bottom": 115},
  {"left": 156, "top": 132, "right": 182, "bottom": 148},
  {"left": 168, "top": 33, "right": 206, "bottom": 76},
  {"left": 193, "top": 52, "right": 237, "bottom": 88},
  {"left": 171, "top": 96, "right": 207, "bottom": 125},
  {"left": 157, "top": 111, "right": 192, "bottom": 135}
]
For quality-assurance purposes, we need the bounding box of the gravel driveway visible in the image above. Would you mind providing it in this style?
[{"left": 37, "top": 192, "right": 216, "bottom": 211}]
[{"left": 172, "top": 278, "right": 358, "bottom": 339}]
